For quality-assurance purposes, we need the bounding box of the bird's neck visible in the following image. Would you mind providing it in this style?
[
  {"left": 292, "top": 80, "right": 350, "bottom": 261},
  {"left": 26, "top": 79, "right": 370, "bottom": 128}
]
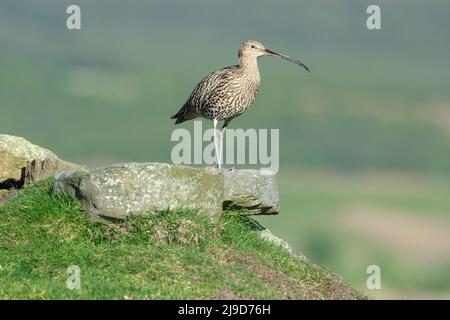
[
  {"left": 239, "top": 56, "right": 259, "bottom": 71},
  {"left": 239, "top": 56, "right": 260, "bottom": 81}
]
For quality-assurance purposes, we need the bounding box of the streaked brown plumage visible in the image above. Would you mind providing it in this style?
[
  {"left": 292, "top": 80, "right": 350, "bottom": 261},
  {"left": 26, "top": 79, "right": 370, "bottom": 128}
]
[{"left": 171, "top": 40, "right": 310, "bottom": 168}]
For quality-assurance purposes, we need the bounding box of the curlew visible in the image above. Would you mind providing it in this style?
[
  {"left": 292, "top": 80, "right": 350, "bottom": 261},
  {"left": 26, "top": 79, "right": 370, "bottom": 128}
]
[{"left": 171, "top": 40, "right": 310, "bottom": 169}]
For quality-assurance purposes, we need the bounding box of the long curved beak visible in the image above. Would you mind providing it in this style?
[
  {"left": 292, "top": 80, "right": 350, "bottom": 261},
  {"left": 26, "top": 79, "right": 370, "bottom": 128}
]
[{"left": 264, "top": 49, "right": 311, "bottom": 73}]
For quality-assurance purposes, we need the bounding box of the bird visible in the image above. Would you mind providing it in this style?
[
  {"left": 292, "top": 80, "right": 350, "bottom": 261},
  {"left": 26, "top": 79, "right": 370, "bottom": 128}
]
[{"left": 171, "top": 40, "right": 310, "bottom": 169}]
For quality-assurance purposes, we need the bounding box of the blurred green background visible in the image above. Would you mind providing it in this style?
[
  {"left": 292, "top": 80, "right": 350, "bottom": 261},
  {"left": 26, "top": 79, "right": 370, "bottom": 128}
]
[{"left": 1, "top": 0, "right": 450, "bottom": 299}]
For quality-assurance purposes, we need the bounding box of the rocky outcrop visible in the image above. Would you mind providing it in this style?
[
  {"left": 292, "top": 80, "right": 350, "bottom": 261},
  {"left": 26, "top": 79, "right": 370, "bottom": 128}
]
[
  {"left": 54, "top": 163, "right": 224, "bottom": 222},
  {"left": 223, "top": 169, "right": 279, "bottom": 214},
  {"left": 24, "top": 158, "right": 84, "bottom": 185},
  {"left": 54, "top": 162, "right": 280, "bottom": 222},
  {"left": 2, "top": 135, "right": 280, "bottom": 221},
  {"left": 1, "top": 135, "right": 58, "bottom": 188},
  {"left": 0, "top": 134, "right": 81, "bottom": 188}
]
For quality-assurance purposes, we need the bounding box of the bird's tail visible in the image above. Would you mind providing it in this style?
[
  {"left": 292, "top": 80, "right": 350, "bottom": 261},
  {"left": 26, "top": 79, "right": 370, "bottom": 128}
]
[
  {"left": 170, "top": 105, "right": 197, "bottom": 124},
  {"left": 170, "top": 111, "right": 186, "bottom": 124}
]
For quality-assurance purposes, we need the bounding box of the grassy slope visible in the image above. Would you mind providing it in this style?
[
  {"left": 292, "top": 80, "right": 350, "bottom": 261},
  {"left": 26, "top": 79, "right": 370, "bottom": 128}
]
[{"left": 0, "top": 180, "right": 362, "bottom": 299}]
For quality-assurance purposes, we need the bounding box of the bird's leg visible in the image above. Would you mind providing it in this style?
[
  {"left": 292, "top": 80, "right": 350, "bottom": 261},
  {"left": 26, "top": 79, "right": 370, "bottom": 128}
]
[
  {"left": 221, "top": 121, "right": 234, "bottom": 170},
  {"left": 218, "top": 126, "right": 225, "bottom": 169},
  {"left": 213, "top": 119, "right": 221, "bottom": 169},
  {"left": 217, "top": 133, "right": 223, "bottom": 170},
  {"left": 219, "top": 124, "right": 227, "bottom": 168}
]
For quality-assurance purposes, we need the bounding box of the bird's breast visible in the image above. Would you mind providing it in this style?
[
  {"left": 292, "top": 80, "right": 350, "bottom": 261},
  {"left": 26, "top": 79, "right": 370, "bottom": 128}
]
[{"left": 196, "top": 66, "right": 262, "bottom": 120}]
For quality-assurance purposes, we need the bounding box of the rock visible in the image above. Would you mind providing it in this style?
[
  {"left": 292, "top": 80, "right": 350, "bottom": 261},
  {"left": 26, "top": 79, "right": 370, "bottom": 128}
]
[
  {"left": 223, "top": 169, "right": 279, "bottom": 215},
  {"left": 245, "top": 218, "right": 307, "bottom": 260},
  {"left": 54, "top": 163, "right": 224, "bottom": 222},
  {"left": 258, "top": 229, "right": 307, "bottom": 260},
  {"left": 24, "top": 158, "right": 84, "bottom": 185},
  {"left": 0, "top": 134, "right": 80, "bottom": 188},
  {"left": 1, "top": 134, "right": 58, "bottom": 188},
  {"left": 54, "top": 163, "right": 280, "bottom": 223}
]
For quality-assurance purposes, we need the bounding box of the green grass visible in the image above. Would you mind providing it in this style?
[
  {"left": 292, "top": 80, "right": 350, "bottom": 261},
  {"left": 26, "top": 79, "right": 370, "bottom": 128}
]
[{"left": 0, "top": 179, "right": 363, "bottom": 299}]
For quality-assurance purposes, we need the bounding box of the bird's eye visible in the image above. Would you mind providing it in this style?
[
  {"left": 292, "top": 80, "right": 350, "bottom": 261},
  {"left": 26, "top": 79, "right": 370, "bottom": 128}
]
[{"left": 251, "top": 45, "right": 256, "bottom": 49}]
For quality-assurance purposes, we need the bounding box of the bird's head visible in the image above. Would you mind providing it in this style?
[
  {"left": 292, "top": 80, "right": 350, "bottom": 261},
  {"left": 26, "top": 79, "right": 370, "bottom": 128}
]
[
  {"left": 238, "top": 40, "right": 310, "bottom": 73},
  {"left": 238, "top": 40, "right": 267, "bottom": 59}
]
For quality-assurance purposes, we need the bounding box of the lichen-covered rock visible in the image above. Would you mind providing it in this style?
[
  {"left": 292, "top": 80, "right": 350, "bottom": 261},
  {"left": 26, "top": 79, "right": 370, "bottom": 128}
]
[
  {"left": 1, "top": 134, "right": 58, "bottom": 188},
  {"left": 54, "top": 163, "right": 280, "bottom": 222},
  {"left": 54, "top": 163, "right": 224, "bottom": 222},
  {"left": 223, "top": 169, "right": 279, "bottom": 215}
]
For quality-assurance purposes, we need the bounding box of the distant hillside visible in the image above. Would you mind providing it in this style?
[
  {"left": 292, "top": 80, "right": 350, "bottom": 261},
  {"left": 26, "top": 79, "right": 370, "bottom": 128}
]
[{"left": 1, "top": 0, "right": 450, "bottom": 173}]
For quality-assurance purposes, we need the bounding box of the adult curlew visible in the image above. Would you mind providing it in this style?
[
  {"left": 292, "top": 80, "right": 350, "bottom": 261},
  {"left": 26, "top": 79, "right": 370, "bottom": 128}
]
[{"left": 171, "top": 40, "right": 310, "bottom": 169}]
